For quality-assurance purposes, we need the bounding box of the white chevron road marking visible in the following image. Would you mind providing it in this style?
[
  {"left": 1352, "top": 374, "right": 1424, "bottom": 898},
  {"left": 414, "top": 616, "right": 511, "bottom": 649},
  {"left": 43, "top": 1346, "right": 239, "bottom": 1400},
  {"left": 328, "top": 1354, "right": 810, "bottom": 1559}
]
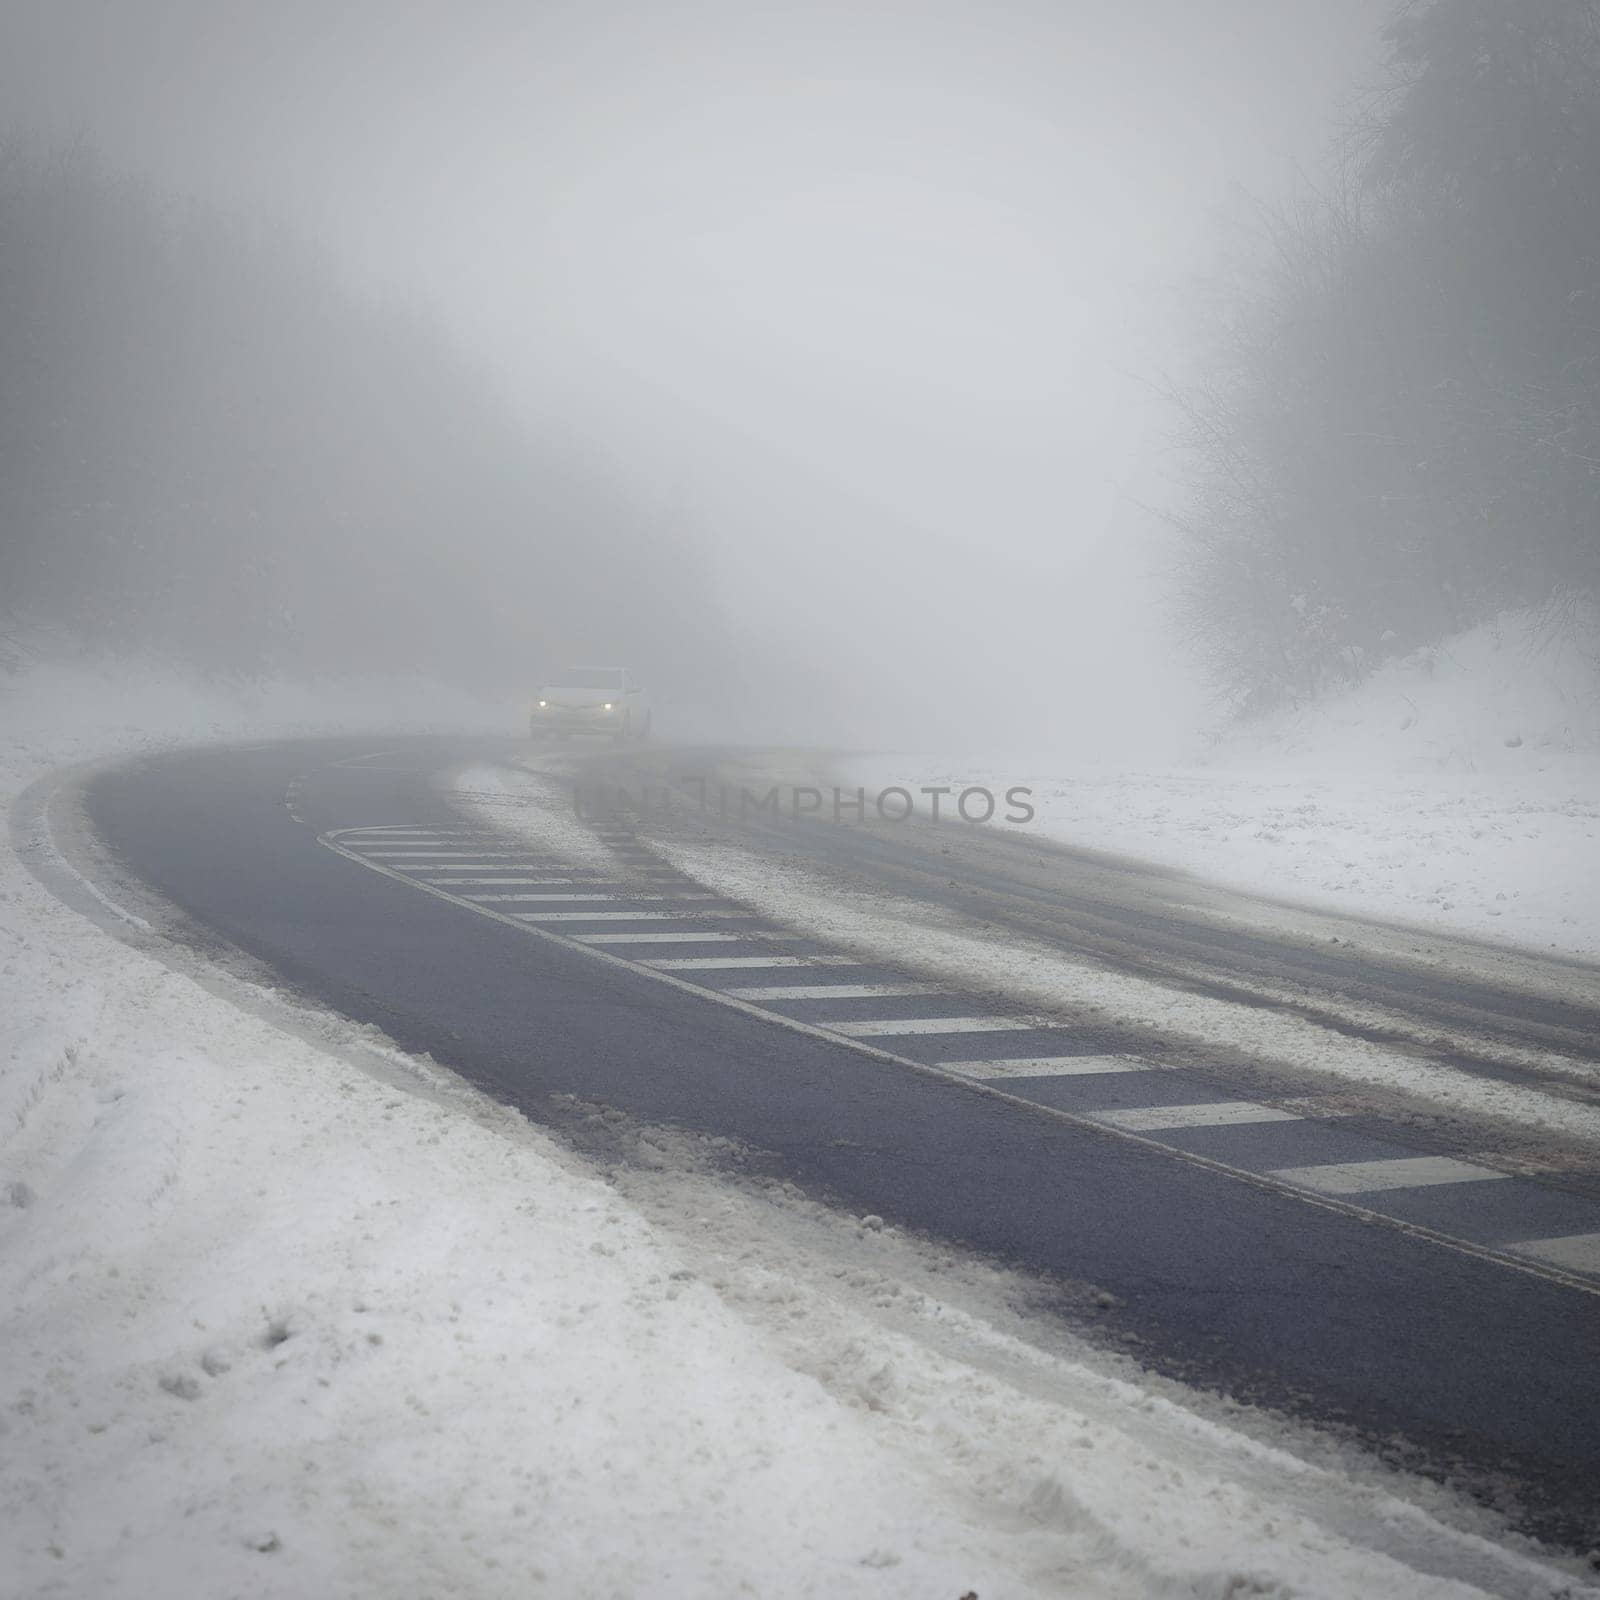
[
  {"left": 571, "top": 931, "right": 799, "bottom": 945},
  {"left": 642, "top": 955, "right": 863, "bottom": 971},
  {"left": 946, "top": 1055, "right": 1147, "bottom": 1079},
  {"left": 512, "top": 909, "right": 755, "bottom": 923},
  {"left": 1093, "top": 1101, "right": 1300, "bottom": 1132},
  {"left": 1508, "top": 1232, "right": 1600, "bottom": 1275},
  {"left": 830, "top": 1015, "right": 1042, "bottom": 1037},
  {"left": 1267, "top": 1156, "right": 1509, "bottom": 1194},
  {"left": 724, "top": 982, "right": 944, "bottom": 1000}
]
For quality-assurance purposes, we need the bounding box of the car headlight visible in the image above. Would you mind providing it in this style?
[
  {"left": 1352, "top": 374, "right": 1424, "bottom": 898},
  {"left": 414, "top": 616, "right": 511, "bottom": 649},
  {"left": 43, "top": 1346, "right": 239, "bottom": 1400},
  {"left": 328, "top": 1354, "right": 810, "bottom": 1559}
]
[
  {"left": 602, "top": 702, "right": 614, "bottom": 711},
  {"left": 537, "top": 699, "right": 548, "bottom": 708}
]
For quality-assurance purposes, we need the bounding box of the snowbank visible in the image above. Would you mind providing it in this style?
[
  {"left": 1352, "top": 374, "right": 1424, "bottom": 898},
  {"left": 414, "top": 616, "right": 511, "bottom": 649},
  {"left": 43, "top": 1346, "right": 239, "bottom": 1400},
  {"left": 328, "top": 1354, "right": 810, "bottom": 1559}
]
[
  {"left": 2, "top": 659, "right": 1588, "bottom": 1597},
  {"left": 1211, "top": 604, "right": 1600, "bottom": 777},
  {"left": 850, "top": 607, "right": 1600, "bottom": 959}
]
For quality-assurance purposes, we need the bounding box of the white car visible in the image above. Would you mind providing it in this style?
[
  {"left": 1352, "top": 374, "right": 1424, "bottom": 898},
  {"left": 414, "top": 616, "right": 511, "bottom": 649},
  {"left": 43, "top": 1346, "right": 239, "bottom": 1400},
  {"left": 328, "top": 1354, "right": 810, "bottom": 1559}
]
[{"left": 530, "top": 665, "right": 651, "bottom": 742}]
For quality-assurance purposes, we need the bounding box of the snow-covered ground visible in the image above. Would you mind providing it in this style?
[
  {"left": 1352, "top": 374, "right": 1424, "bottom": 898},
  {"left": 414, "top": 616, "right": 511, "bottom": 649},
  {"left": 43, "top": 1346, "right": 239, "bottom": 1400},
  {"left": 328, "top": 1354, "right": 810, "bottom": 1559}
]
[
  {"left": 3, "top": 658, "right": 1595, "bottom": 1598},
  {"left": 848, "top": 608, "right": 1600, "bottom": 961}
]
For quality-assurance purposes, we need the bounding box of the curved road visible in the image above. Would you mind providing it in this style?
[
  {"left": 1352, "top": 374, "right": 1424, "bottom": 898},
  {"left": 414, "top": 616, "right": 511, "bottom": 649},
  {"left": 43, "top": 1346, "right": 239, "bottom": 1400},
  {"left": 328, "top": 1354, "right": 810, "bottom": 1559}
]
[{"left": 63, "top": 734, "right": 1600, "bottom": 1552}]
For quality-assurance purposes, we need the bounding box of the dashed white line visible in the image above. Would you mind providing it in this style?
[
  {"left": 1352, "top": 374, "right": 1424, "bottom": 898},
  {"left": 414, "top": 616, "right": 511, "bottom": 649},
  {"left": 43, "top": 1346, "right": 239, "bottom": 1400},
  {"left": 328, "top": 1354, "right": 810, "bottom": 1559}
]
[
  {"left": 723, "top": 982, "right": 944, "bottom": 1001},
  {"left": 1092, "top": 1101, "right": 1301, "bottom": 1132},
  {"left": 1267, "top": 1156, "right": 1510, "bottom": 1195},
  {"left": 945, "top": 1055, "right": 1147, "bottom": 1079}
]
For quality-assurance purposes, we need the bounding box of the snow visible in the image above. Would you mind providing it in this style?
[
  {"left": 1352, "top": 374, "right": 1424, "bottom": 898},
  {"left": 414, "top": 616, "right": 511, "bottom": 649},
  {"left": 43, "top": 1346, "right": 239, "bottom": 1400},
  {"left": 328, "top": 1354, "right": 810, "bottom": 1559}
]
[
  {"left": 849, "top": 606, "right": 1600, "bottom": 961},
  {"left": 3, "top": 657, "right": 1594, "bottom": 1598},
  {"left": 632, "top": 833, "right": 1600, "bottom": 1144},
  {"left": 452, "top": 752, "right": 621, "bottom": 876}
]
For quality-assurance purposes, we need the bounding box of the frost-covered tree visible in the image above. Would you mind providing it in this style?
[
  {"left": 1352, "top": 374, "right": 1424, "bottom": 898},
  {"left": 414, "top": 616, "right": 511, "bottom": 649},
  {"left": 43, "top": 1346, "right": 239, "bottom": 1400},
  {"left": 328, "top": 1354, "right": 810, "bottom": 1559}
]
[{"left": 1173, "top": 0, "right": 1600, "bottom": 713}]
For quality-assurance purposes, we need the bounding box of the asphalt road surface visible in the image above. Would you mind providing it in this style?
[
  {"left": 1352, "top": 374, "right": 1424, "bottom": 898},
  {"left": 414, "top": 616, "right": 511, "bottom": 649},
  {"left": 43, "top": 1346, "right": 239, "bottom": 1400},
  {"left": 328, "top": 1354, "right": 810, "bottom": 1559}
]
[{"left": 72, "top": 734, "right": 1600, "bottom": 1552}]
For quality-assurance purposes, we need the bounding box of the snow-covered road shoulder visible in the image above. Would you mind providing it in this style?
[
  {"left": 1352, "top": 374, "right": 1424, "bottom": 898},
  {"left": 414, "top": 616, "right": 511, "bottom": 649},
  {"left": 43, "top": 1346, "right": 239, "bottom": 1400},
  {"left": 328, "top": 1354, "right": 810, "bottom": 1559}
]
[{"left": 846, "top": 608, "right": 1600, "bottom": 962}]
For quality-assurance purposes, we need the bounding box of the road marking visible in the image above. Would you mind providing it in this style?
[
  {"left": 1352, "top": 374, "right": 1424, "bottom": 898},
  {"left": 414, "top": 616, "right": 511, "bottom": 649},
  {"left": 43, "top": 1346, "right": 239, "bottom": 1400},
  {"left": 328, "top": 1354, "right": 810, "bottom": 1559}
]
[
  {"left": 363, "top": 850, "right": 528, "bottom": 859},
  {"left": 414, "top": 864, "right": 586, "bottom": 872},
  {"left": 1508, "top": 1233, "right": 1600, "bottom": 1274},
  {"left": 1267, "top": 1156, "right": 1510, "bottom": 1194},
  {"left": 313, "top": 824, "right": 1600, "bottom": 1299},
  {"left": 572, "top": 931, "right": 799, "bottom": 945},
  {"left": 419, "top": 877, "right": 590, "bottom": 886},
  {"left": 348, "top": 835, "right": 477, "bottom": 844},
  {"left": 1092, "top": 1101, "right": 1301, "bottom": 1132},
  {"left": 642, "top": 955, "right": 863, "bottom": 970},
  {"left": 339, "top": 824, "right": 438, "bottom": 831},
  {"left": 510, "top": 909, "right": 756, "bottom": 922},
  {"left": 946, "top": 1055, "right": 1147, "bottom": 1079},
  {"left": 351, "top": 837, "right": 490, "bottom": 844},
  {"left": 467, "top": 892, "right": 717, "bottom": 903},
  {"left": 365, "top": 844, "right": 496, "bottom": 852},
  {"left": 361, "top": 848, "right": 522, "bottom": 857},
  {"left": 829, "top": 1015, "right": 1042, "bottom": 1037},
  {"left": 723, "top": 982, "right": 944, "bottom": 1000}
]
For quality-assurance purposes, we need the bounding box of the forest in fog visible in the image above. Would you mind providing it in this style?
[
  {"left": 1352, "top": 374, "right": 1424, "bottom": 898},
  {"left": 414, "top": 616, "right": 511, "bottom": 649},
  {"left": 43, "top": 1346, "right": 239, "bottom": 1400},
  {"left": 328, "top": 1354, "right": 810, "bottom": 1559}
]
[
  {"left": 0, "top": 143, "right": 711, "bottom": 688},
  {"left": 1176, "top": 0, "right": 1600, "bottom": 713},
  {"left": 3, "top": 0, "right": 1596, "bottom": 730}
]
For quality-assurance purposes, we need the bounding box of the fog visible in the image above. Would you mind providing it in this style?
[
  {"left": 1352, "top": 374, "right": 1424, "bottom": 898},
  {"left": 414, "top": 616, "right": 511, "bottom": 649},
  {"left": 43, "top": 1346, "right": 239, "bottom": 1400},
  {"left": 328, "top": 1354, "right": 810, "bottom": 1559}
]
[{"left": 1, "top": 0, "right": 1389, "bottom": 752}]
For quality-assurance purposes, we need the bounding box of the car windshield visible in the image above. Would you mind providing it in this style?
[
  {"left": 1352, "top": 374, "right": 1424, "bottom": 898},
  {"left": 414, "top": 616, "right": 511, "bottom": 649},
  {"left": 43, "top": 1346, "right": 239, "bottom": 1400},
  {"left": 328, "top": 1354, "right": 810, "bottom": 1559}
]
[{"left": 548, "top": 667, "right": 623, "bottom": 690}]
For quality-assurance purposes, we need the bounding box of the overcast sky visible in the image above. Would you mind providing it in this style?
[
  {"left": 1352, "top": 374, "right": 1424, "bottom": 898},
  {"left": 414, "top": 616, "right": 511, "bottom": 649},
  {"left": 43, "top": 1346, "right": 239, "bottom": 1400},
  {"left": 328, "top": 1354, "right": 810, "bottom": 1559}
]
[{"left": 1, "top": 0, "right": 1392, "bottom": 749}]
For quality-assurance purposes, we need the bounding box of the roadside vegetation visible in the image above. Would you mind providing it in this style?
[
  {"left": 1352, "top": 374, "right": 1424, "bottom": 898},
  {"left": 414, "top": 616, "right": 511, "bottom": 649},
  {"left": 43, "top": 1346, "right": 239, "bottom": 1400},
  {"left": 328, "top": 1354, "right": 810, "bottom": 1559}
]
[{"left": 1173, "top": 0, "right": 1600, "bottom": 714}]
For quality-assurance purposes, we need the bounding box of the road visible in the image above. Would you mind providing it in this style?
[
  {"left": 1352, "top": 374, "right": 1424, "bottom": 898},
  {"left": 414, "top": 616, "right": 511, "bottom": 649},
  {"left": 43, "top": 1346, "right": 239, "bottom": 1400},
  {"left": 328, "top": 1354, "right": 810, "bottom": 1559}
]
[{"left": 70, "top": 733, "right": 1600, "bottom": 1552}]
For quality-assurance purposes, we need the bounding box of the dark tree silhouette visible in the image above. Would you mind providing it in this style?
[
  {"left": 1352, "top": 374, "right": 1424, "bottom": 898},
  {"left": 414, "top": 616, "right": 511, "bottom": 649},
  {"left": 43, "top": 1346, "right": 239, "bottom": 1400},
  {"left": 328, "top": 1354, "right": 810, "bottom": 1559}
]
[{"left": 1172, "top": 0, "right": 1600, "bottom": 713}]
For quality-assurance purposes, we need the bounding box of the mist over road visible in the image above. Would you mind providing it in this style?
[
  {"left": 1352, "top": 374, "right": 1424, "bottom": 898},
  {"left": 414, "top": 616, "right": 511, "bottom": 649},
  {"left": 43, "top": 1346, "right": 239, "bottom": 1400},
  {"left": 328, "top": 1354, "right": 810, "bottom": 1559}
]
[
  {"left": 73, "top": 733, "right": 1600, "bottom": 1553},
  {"left": 7, "top": 1, "right": 1600, "bottom": 1590}
]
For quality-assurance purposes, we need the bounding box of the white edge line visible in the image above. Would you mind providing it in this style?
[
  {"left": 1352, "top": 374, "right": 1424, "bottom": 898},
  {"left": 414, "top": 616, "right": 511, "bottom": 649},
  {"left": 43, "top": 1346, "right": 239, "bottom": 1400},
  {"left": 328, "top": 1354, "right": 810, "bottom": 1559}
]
[
  {"left": 37, "top": 841, "right": 154, "bottom": 932},
  {"left": 317, "top": 826, "right": 1600, "bottom": 1301}
]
